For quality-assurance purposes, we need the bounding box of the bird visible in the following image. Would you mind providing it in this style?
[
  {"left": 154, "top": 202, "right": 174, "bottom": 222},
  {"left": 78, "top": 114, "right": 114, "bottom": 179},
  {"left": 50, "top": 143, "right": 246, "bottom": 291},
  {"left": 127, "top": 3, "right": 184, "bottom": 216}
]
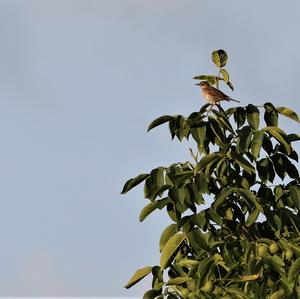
[{"left": 196, "top": 81, "right": 240, "bottom": 105}]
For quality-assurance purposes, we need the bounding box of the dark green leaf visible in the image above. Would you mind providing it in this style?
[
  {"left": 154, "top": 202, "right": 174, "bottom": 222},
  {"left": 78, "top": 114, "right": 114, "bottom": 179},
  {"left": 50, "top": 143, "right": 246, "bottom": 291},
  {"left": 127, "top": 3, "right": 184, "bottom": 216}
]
[
  {"left": 237, "top": 126, "right": 253, "bottom": 154},
  {"left": 213, "top": 188, "right": 234, "bottom": 211},
  {"left": 143, "top": 290, "right": 161, "bottom": 299},
  {"left": 147, "top": 115, "right": 174, "bottom": 132},
  {"left": 288, "top": 133, "right": 300, "bottom": 142},
  {"left": 238, "top": 188, "right": 263, "bottom": 212},
  {"left": 290, "top": 186, "right": 300, "bottom": 212},
  {"left": 262, "top": 133, "right": 273, "bottom": 155},
  {"left": 246, "top": 104, "right": 260, "bottom": 130},
  {"left": 256, "top": 158, "right": 270, "bottom": 183},
  {"left": 230, "top": 151, "right": 255, "bottom": 174},
  {"left": 196, "top": 152, "right": 220, "bottom": 173},
  {"left": 121, "top": 173, "right": 149, "bottom": 194},
  {"left": 270, "top": 154, "right": 286, "bottom": 180},
  {"left": 227, "top": 81, "right": 234, "bottom": 91},
  {"left": 286, "top": 160, "right": 299, "bottom": 180},
  {"left": 264, "top": 102, "right": 278, "bottom": 127},
  {"left": 234, "top": 107, "right": 246, "bottom": 128},
  {"left": 209, "top": 117, "right": 225, "bottom": 146},
  {"left": 190, "top": 124, "right": 206, "bottom": 145},
  {"left": 199, "top": 103, "right": 211, "bottom": 114},
  {"left": 212, "top": 109, "right": 234, "bottom": 133},
  {"left": 188, "top": 229, "right": 210, "bottom": 252}
]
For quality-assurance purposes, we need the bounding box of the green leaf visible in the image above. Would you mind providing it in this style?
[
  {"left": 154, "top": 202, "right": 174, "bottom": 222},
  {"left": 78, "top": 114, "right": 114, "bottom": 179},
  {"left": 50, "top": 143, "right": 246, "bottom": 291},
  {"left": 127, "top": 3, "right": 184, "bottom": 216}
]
[
  {"left": 121, "top": 173, "right": 149, "bottom": 194},
  {"left": 160, "top": 232, "right": 186, "bottom": 269},
  {"left": 159, "top": 224, "right": 177, "bottom": 252},
  {"left": 213, "top": 188, "right": 234, "bottom": 211},
  {"left": 140, "top": 202, "right": 160, "bottom": 222},
  {"left": 270, "top": 154, "right": 286, "bottom": 180},
  {"left": 237, "top": 126, "right": 253, "bottom": 154},
  {"left": 234, "top": 107, "right": 246, "bottom": 128},
  {"left": 230, "top": 151, "right": 256, "bottom": 174},
  {"left": 288, "top": 256, "right": 300, "bottom": 282},
  {"left": 212, "top": 49, "right": 228, "bottom": 67},
  {"left": 139, "top": 198, "right": 169, "bottom": 222},
  {"left": 143, "top": 290, "right": 161, "bottom": 299},
  {"left": 220, "top": 68, "right": 229, "bottom": 83},
  {"left": 263, "top": 126, "right": 291, "bottom": 155},
  {"left": 288, "top": 133, "right": 300, "bottom": 142},
  {"left": 188, "top": 229, "right": 210, "bottom": 252},
  {"left": 212, "top": 109, "right": 234, "bottom": 133},
  {"left": 166, "top": 277, "right": 191, "bottom": 285},
  {"left": 193, "top": 75, "right": 218, "bottom": 84},
  {"left": 251, "top": 130, "right": 264, "bottom": 160},
  {"left": 256, "top": 158, "right": 270, "bottom": 183},
  {"left": 246, "top": 104, "right": 260, "bottom": 130},
  {"left": 190, "top": 124, "right": 206, "bottom": 145},
  {"left": 276, "top": 106, "right": 300, "bottom": 123},
  {"left": 264, "top": 102, "right": 278, "bottom": 127},
  {"left": 238, "top": 188, "right": 263, "bottom": 212},
  {"left": 290, "top": 186, "right": 300, "bottom": 212},
  {"left": 226, "top": 287, "right": 250, "bottom": 299},
  {"left": 195, "top": 152, "right": 220, "bottom": 173},
  {"left": 147, "top": 115, "right": 174, "bottom": 132},
  {"left": 246, "top": 208, "right": 260, "bottom": 226},
  {"left": 209, "top": 117, "right": 226, "bottom": 146},
  {"left": 227, "top": 81, "right": 234, "bottom": 91},
  {"left": 124, "top": 266, "right": 153, "bottom": 289}
]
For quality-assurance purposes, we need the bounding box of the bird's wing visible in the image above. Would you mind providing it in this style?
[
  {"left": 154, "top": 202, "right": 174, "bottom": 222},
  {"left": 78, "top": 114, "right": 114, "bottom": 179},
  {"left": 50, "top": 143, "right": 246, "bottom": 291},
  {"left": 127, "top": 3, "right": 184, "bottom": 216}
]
[{"left": 206, "top": 88, "right": 229, "bottom": 101}]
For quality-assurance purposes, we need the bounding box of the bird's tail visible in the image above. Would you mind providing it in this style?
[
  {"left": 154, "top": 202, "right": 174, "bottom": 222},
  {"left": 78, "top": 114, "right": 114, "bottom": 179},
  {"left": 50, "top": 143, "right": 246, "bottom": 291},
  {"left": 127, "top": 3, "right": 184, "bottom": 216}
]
[{"left": 228, "top": 98, "right": 240, "bottom": 103}]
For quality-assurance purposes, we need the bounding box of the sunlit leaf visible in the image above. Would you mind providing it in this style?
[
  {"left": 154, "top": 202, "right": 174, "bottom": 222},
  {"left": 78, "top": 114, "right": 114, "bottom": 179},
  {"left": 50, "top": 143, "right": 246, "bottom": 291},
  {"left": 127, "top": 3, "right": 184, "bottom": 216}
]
[
  {"left": 220, "top": 68, "right": 230, "bottom": 83},
  {"left": 263, "top": 126, "right": 291, "bottom": 155},
  {"left": 245, "top": 208, "right": 260, "bottom": 226},
  {"left": 166, "top": 277, "right": 192, "bottom": 285},
  {"left": 159, "top": 224, "right": 177, "bottom": 252},
  {"left": 160, "top": 232, "right": 186, "bottom": 269},
  {"left": 212, "top": 49, "right": 228, "bottom": 67},
  {"left": 276, "top": 106, "right": 300, "bottom": 123},
  {"left": 125, "top": 266, "right": 153, "bottom": 289},
  {"left": 251, "top": 130, "right": 264, "bottom": 160},
  {"left": 288, "top": 256, "right": 300, "bottom": 282}
]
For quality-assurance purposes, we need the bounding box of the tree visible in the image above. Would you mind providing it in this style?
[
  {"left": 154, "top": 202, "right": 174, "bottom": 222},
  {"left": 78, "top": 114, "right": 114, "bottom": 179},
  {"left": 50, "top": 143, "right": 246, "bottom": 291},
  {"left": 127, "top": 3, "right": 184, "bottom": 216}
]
[{"left": 121, "top": 50, "right": 300, "bottom": 299}]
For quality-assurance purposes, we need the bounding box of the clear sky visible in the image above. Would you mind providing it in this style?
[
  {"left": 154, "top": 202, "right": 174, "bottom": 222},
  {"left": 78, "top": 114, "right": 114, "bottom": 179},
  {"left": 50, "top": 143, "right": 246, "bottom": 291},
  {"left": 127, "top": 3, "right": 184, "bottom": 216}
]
[{"left": 0, "top": 0, "right": 300, "bottom": 297}]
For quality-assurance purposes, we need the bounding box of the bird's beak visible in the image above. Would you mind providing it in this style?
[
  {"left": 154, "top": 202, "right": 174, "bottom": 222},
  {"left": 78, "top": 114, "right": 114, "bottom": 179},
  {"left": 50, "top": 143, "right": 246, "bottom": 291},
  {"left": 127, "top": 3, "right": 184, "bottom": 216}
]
[{"left": 195, "top": 83, "right": 200, "bottom": 86}]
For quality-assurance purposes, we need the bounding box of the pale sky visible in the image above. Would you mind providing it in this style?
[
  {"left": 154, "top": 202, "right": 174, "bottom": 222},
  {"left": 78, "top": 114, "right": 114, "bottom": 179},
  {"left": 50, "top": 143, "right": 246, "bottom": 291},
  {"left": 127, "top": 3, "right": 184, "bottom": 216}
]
[{"left": 0, "top": 0, "right": 300, "bottom": 297}]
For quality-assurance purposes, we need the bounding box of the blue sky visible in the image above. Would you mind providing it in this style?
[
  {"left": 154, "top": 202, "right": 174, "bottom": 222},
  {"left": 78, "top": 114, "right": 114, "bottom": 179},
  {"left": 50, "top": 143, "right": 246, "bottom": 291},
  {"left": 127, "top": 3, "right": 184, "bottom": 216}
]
[{"left": 0, "top": 0, "right": 300, "bottom": 297}]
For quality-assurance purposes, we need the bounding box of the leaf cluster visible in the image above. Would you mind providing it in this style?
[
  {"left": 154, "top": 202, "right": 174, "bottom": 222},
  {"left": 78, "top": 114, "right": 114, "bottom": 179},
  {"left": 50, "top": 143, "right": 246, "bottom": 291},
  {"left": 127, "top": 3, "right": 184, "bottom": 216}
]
[{"left": 121, "top": 51, "right": 300, "bottom": 299}]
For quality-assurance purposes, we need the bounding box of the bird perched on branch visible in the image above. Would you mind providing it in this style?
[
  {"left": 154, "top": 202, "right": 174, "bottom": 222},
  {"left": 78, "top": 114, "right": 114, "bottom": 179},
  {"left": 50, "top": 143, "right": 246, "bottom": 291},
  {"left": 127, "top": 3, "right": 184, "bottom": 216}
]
[{"left": 196, "top": 81, "right": 240, "bottom": 105}]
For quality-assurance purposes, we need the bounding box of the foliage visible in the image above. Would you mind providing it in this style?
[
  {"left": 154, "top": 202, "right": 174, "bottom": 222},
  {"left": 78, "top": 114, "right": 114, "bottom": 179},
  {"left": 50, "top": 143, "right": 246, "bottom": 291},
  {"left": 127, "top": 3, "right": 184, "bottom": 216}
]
[{"left": 122, "top": 50, "right": 300, "bottom": 298}]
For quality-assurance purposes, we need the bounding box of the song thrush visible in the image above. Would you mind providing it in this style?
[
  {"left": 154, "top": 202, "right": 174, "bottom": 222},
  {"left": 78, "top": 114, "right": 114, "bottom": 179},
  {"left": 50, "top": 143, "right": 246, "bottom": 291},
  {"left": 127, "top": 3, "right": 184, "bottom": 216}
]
[{"left": 196, "top": 81, "right": 240, "bottom": 104}]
